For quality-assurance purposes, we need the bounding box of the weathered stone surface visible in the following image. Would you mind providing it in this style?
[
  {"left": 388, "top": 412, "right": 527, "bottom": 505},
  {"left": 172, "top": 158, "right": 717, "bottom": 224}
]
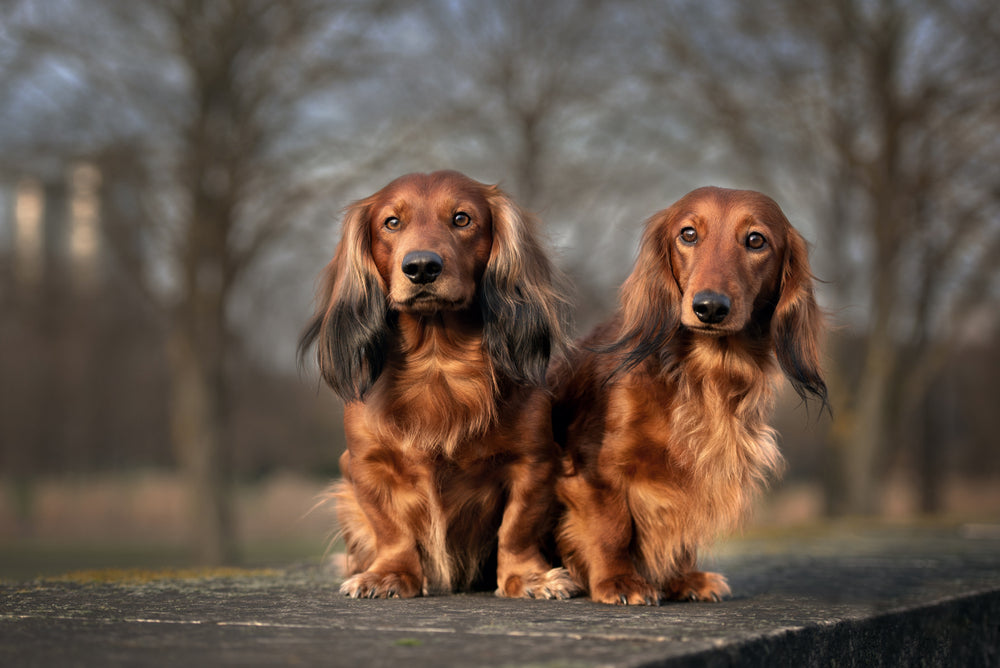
[{"left": 2, "top": 524, "right": 999, "bottom": 667}]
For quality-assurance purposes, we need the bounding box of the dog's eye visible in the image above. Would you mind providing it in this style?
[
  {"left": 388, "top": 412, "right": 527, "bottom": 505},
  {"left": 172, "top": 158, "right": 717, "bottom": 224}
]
[
  {"left": 680, "top": 227, "right": 698, "bottom": 245},
  {"left": 452, "top": 212, "right": 471, "bottom": 227},
  {"left": 385, "top": 217, "right": 401, "bottom": 231},
  {"left": 746, "top": 232, "right": 767, "bottom": 250}
]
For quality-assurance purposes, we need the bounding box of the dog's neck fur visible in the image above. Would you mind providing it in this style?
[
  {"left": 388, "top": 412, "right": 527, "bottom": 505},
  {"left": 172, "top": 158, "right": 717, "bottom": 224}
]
[
  {"left": 372, "top": 310, "right": 499, "bottom": 458},
  {"left": 657, "top": 328, "right": 783, "bottom": 527}
]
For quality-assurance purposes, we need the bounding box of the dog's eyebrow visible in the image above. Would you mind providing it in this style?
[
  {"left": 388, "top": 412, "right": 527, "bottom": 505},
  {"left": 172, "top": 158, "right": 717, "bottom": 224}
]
[{"left": 374, "top": 199, "right": 412, "bottom": 220}]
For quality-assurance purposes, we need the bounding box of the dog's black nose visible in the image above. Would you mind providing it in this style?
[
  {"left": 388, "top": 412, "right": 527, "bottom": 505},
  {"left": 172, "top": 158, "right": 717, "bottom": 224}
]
[
  {"left": 692, "top": 291, "right": 731, "bottom": 324},
  {"left": 402, "top": 251, "right": 444, "bottom": 284}
]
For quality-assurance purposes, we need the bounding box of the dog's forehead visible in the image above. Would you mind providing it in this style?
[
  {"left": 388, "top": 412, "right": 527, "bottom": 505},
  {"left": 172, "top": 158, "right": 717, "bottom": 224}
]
[
  {"left": 677, "top": 187, "right": 787, "bottom": 229},
  {"left": 373, "top": 172, "right": 490, "bottom": 214}
]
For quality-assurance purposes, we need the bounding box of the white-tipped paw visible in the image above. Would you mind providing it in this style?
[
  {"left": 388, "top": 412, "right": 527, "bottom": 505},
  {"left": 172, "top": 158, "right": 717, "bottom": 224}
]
[
  {"left": 496, "top": 567, "right": 582, "bottom": 600},
  {"left": 664, "top": 570, "right": 730, "bottom": 602},
  {"left": 339, "top": 570, "right": 421, "bottom": 599}
]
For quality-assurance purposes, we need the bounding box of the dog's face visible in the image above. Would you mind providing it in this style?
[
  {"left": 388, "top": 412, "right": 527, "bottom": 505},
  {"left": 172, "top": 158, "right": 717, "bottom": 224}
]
[
  {"left": 300, "top": 169, "right": 568, "bottom": 401},
  {"left": 662, "top": 187, "right": 791, "bottom": 336},
  {"left": 366, "top": 171, "right": 494, "bottom": 315}
]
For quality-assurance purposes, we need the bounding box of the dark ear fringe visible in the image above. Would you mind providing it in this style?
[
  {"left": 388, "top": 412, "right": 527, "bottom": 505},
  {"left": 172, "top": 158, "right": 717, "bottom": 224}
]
[
  {"left": 602, "top": 211, "right": 683, "bottom": 378},
  {"left": 316, "top": 273, "right": 391, "bottom": 401},
  {"left": 603, "top": 307, "right": 681, "bottom": 378},
  {"left": 297, "top": 315, "right": 323, "bottom": 372},
  {"left": 297, "top": 264, "right": 338, "bottom": 376},
  {"left": 775, "top": 317, "right": 829, "bottom": 409},
  {"left": 480, "top": 277, "right": 554, "bottom": 387},
  {"left": 771, "top": 229, "right": 829, "bottom": 412},
  {"left": 297, "top": 199, "right": 391, "bottom": 402},
  {"left": 481, "top": 188, "right": 571, "bottom": 388},
  {"left": 298, "top": 272, "right": 390, "bottom": 403}
]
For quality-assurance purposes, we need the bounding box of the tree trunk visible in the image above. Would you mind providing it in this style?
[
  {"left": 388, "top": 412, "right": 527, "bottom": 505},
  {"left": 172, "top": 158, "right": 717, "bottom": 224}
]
[
  {"left": 844, "top": 341, "right": 895, "bottom": 514},
  {"left": 916, "top": 371, "right": 947, "bottom": 515},
  {"left": 824, "top": 311, "right": 899, "bottom": 516},
  {"left": 824, "top": 372, "right": 893, "bottom": 515},
  {"left": 167, "top": 326, "right": 237, "bottom": 565}
]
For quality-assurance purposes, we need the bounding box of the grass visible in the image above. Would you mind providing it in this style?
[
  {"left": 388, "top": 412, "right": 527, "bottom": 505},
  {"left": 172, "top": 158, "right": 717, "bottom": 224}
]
[
  {"left": 41, "top": 566, "right": 281, "bottom": 586},
  {"left": 0, "top": 537, "right": 325, "bottom": 583}
]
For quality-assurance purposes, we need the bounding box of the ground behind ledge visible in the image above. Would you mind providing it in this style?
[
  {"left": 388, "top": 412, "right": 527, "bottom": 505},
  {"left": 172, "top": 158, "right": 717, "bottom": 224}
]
[{"left": 2, "top": 523, "right": 999, "bottom": 667}]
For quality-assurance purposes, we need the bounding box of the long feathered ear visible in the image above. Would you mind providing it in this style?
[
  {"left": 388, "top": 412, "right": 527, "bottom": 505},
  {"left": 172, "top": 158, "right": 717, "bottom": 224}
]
[
  {"left": 479, "top": 188, "right": 570, "bottom": 388},
  {"left": 609, "top": 210, "right": 684, "bottom": 373},
  {"left": 298, "top": 200, "right": 390, "bottom": 402},
  {"left": 771, "top": 227, "right": 828, "bottom": 408}
]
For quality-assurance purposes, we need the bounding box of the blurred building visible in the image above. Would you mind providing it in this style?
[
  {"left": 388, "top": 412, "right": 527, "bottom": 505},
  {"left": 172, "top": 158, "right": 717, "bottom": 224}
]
[
  {"left": 5, "top": 162, "right": 101, "bottom": 293},
  {"left": 0, "top": 156, "right": 342, "bottom": 486}
]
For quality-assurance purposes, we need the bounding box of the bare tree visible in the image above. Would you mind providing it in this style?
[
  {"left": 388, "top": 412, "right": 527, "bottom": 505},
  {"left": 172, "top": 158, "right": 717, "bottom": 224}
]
[
  {"left": 7, "top": 0, "right": 998, "bottom": 544},
  {"left": 632, "top": 0, "right": 1000, "bottom": 514},
  {"left": 389, "top": 0, "right": 655, "bottom": 329},
  {"left": 4, "top": 0, "right": 399, "bottom": 563},
  {"left": 413, "top": 0, "right": 622, "bottom": 209}
]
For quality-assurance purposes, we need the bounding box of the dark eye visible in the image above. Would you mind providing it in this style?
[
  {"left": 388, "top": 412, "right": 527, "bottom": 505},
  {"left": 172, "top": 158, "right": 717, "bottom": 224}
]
[
  {"left": 452, "top": 211, "right": 471, "bottom": 227},
  {"left": 746, "top": 232, "right": 767, "bottom": 250},
  {"left": 680, "top": 227, "right": 698, "bottom": 245},
  {"left": 385, "top": 216, "right": 401, "bottom": 231}
]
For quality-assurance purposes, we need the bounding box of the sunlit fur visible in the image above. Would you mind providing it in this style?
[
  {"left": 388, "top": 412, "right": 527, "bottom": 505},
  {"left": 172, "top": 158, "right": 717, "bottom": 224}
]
[
  {"left": 299, "top": 170, "right": 576, "bottom": 599},
  {"left": 550, "top": 186, "right": 827, "bottom": 605}
]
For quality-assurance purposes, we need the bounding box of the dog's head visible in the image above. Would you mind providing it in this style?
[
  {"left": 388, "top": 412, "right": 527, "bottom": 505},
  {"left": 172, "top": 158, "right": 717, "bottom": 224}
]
[
  {"left": 299, "top": 170, "right": 568, "bottom": 401},
  {"left": 364, "top": 171, "right": 495, "bottom": 314},
  {"left": 618, "top": 186, "right": 826, "bottom": 403}
]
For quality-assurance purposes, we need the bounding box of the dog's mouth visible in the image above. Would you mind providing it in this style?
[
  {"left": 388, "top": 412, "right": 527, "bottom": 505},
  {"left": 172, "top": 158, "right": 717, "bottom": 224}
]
[
  {"left": 687, "top": 324, "right": 730, "bottom": 337},
  {"left": 685, "top": 321, "right": 747, "bottom": 337},
  {"left": 397, "top": 290, "right": 469, "bottom": 313}
]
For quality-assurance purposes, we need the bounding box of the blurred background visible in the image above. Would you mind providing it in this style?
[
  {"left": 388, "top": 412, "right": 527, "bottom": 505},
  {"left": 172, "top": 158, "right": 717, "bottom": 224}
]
[{"left": 1, "top": 0, "right": 998, "bottom": 580}]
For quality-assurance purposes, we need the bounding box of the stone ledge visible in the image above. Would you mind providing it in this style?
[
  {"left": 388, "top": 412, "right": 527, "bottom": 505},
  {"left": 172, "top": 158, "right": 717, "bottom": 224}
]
[{"left": 2, "top": 524, "right": 998, "bottom": 667}]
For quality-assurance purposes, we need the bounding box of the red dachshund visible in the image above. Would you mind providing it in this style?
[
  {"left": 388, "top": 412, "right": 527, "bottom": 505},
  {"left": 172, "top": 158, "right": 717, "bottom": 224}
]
[
  {"left": 551, "top": 186, "right": 826, "bottom": 605},
  {"left": 300, "top": 170, "right": 576, "bottom": 599}
]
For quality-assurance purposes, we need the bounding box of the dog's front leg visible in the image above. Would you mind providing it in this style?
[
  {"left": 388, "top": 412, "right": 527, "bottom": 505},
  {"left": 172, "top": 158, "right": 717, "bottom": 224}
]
[
  {"left": 336, "top": 448, "right": 427, "bottom": 599},
  {"left": 557, "top": 471, "right": 661, "bottom": 606},
  {"left": 495, "top": 451, "right": 579, "bottom": 600}
]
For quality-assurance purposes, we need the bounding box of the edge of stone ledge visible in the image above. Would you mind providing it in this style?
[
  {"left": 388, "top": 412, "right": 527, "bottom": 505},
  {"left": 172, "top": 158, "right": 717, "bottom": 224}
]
[{"left": 656, "top": 587, "right": 1000, "bottom": 668}]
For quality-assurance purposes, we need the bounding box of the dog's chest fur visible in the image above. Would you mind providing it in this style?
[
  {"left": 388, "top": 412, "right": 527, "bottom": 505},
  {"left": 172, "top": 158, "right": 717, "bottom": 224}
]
[
  {"left": 371, "top": 319, "right": 499, "bottom": 457},
  {"left": 613, "top": 338, "right": 783, "bottom": 582}
]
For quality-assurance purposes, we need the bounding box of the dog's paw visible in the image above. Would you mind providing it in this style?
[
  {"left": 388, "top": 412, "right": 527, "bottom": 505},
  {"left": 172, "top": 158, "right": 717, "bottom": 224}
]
[
  {"left": 496, "top": 567, "right": 582, "bottom": 600},
  {"left": 540, "top": 567, "right": 583, "bottom": 600},
  {"left": 664, "top": 570, "right": 730, "bottom": 602},
  {"left": 591, "top": 573, "right": 661, "bottom": 606},
  {"left": 339, "top": 570, "right": 422, "bottom": 599}
]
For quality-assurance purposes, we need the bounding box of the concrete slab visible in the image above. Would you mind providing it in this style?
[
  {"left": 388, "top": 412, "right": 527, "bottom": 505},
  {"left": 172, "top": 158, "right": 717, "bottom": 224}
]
[{"left": 2, "top": 524, "right": 999, "bottom": 667}]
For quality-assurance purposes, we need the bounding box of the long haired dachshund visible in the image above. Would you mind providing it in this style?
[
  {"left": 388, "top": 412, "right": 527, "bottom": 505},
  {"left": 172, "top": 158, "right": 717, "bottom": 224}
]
[
  {"left": 300, "top": 170, "right": 577, "bottom": 599},
  {"left": 551, "top": 186, "right": 827, "bottom": 605}
]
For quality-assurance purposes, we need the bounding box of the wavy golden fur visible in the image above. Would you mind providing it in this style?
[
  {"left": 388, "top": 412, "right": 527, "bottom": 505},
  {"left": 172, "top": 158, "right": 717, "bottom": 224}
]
[
  {"left": 550, "top": 186, "right": 827, "bottom": 605},
  {"left": 299, "top": 170, "right": 576, "bottom": 599}
]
